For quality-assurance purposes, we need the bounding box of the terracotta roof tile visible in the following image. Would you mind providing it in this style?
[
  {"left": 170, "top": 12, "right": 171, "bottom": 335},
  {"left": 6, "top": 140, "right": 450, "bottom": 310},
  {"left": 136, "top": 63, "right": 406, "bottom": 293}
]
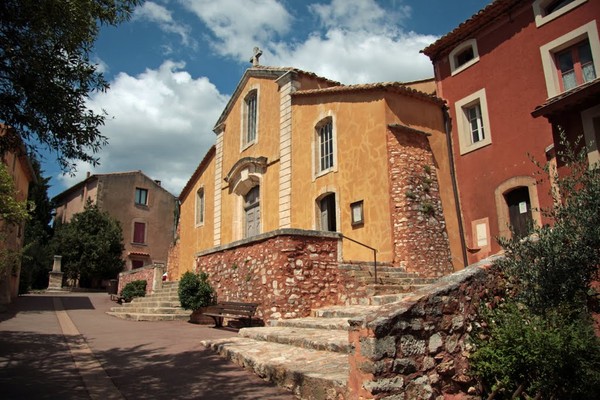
[{"left": 293, "top": 81, "right": 446, "bottom": 106}]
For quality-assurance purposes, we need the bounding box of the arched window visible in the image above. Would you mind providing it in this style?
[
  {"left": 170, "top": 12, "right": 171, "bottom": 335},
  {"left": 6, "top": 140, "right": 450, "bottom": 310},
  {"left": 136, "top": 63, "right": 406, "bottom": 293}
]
[
  {"left": 315, "top": 117, "right": 335, "bottom": 176},
  {"left": 195, "top": 187, "right": 205, "bottom": 226},
  {"left": 244, "top": 185, "right": 260, "bottom": 238},
  {"left": 318, "top": 193, "right": 337, "bottom": 232}
]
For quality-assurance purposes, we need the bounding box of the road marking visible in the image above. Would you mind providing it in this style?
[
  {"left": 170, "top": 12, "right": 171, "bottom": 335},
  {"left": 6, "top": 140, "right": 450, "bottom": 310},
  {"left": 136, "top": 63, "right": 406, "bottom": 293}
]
[{"left": 53, "top": 297, "right": 124, "bottom": 400}]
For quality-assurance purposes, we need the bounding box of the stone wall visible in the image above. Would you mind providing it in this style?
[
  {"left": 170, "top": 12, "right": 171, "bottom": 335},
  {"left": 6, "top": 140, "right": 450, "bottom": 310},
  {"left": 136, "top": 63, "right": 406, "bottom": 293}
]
[
  {"left": 387, "top": 129, "right": 453, "bottom": 278},
  {"left": 347, "top": 261, "right": 501, "bottom": 399},
  {"left": 196, "top": 229, "right": 349, "bottom": 322},
  {"left": 166, "top": 224, "right": 180, "bottom": 281},
  {"left": 118, "top": 265, "right": 161, "bottom": 295}
]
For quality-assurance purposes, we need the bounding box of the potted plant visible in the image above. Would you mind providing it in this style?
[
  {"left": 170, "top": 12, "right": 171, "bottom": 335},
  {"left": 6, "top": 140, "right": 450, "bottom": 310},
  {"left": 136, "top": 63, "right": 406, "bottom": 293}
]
[{"left": 178, "top": 271, "right": 216, "bottom": 324}]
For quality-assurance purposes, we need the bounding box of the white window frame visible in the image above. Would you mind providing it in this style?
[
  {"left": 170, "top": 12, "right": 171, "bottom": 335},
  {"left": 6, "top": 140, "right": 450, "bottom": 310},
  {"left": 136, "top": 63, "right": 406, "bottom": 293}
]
[
  {"left": 313, "top": 115, "right": 338, "bottom": 179},
  {"left": 449, "top": 39, "right": 480, "bottom": 76},
  {"left": 241, "top": 88, "right": 259, "bottom": 150},
  {"left": 455, "top": 88, "right": 492, "bottom": 155},
  {"left": 195, "top": 187, "right": 205, "bottom": 227},
  {"left": 532, "top": 0, "right": 587, "bottom": 28},
  {"left": 540, "top": 21, "right": 600, "bottom": 98}
]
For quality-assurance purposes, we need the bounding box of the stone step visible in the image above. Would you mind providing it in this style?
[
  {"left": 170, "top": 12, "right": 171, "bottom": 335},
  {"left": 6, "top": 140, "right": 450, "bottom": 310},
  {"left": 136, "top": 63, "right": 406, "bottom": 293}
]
[
  {"left": 364, "top": 284, "right": 428, "bottom": 296},
  {"left": 124, "top": 300, "right": 181, "bottom": 308},
  {"left": 131, "top": 293, "right": 179, "bottom": 302},
  {"left": 270, "top": 317, "right": 352, "bottom": 331},
  {"left": 201, "top": 337, "right": 348, "bottom": 399},
  {"left": 312, "top": 305, "right": 380, "bottom": 319},
  {"left": 106, "top": 311, "right": 190, "bottom": 322},
  {"left": 369, "top": 293, "right": 409, "bottom": 306},
  {"left": 109, "top": 306, "right": 189, "bottom": 315},
  {"left": 238, "top": 326, "right": 351, "bottom": 354},
  {"left": 356, "top": 277, "right": 436, "bottom": 285}
]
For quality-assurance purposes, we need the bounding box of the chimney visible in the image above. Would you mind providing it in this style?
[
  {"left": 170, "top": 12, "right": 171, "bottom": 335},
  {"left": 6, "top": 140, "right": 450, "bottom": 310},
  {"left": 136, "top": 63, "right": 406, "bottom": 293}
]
[
  {"left": 154, "top": 180, "right": 161, "bottom": 186},
  {"left": 86, "top": 171, "right": 90, "bottom": 178}
]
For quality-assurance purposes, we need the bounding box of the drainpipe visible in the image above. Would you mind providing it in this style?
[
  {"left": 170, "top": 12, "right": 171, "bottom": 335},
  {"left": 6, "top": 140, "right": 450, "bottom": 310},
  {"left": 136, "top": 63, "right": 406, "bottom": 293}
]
[{"left": 443, "top": 106, "right": 468, "bottom": 268}]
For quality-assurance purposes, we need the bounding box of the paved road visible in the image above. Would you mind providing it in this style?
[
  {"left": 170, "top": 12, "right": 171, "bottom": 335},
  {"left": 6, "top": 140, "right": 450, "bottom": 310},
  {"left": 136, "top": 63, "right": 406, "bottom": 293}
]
[{"left": 0, "top": 292, "right": 295, "bottom": 400}]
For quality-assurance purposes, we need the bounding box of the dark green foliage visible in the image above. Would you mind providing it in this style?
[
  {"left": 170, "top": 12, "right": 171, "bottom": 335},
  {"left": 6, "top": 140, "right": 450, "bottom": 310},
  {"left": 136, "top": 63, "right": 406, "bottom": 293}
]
[
  {"left": 20, "top": 158, "right": 54, "bottom": 292},
  {"left": 120, "top": 280, "right": 146, "bottom": 303},
  {"left": 178, "top": 271, "right": 216, "bottom": 311},
  {"left": 470, "top": 137, "right": 600, "bottom": 399},
  {"left": 0, "top": 0, "right": 141, "bottom": 171},
  {"left": 471, "top": 304, "right": 600, "bottom": 399},
  {"left": 51, "top": 200, "right": 124, "bottom": 287}
]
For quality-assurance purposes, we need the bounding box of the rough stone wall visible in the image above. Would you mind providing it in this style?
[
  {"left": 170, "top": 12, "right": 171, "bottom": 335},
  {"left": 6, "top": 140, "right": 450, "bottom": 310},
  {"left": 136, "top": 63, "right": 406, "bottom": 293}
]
[
  {"left": 347, "top": 262, "right": 501, "bottom": 399},
  {"left": 118, "top": 266, "right": 155, "bottom": 295},
  {"left": 196, "top": 229, "right": 349, "bottom": 321},
  {"left": 166, "top": 224, "right": 180, "bottom": 281},
  {"left": 387, "top": 130, "right": 453, "bottom": 278}
]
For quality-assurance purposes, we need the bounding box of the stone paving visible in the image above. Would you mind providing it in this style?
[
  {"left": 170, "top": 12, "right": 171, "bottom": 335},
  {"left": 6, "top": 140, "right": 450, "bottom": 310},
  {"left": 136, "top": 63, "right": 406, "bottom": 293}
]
[{"left": 0, "top": 292, "right": 296, "bottom": 399}]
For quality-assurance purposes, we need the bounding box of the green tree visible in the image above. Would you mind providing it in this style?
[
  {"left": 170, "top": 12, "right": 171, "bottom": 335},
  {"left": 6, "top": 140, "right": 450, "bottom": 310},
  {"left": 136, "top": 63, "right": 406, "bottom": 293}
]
[
  {"left": 470, "top": 140, "right": 600, "bottom": 399},
  {"left": 0, "top": 0, "right": 141, "bottom": 171},
  {"left": 0, "top": 161, "right": 30, "bottom": 277},
  {"left": 51, "top": 200, "right": 124, "bottom": 287},
  {"left": 19, "top": 158, "right": 54, "bottom": 292}
]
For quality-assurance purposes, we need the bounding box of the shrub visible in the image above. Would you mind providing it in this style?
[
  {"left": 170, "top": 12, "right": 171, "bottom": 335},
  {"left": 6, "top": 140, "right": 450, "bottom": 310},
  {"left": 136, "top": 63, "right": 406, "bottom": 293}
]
[
  {"left": 120, "top": 280, "right": 146, "bottom": 302},
  {"left": 178, "top": 271, "right": 216, "bottom": 311},
  {"left": 470, "top": 137, "right": 600, "bottom": 399}
]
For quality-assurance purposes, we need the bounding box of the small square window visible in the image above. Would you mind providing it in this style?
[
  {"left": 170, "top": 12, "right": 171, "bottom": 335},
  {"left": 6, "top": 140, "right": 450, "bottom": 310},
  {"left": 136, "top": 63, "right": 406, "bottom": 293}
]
[
  {"left": 533, "top": 0, "right": 586, "bottom": 27},
  {"left": 449, "top": 39, "right": 480, "bottom": 76},
  {"left": 351, "top": 200, "right": 364, "bottom": 226},
  {"left": 135, "top": 188, "right": 148, "bottom": 205}
]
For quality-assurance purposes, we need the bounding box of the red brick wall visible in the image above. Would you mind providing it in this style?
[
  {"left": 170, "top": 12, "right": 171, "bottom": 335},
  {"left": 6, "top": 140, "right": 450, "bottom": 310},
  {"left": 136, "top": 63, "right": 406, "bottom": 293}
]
[
  {"left": 387, "top": 130, "right": 453, "bottom": 278},
  {"left": 118, "top": 266, "right": 155, "bottom": 295},
  {"left": 196, "top": 230, "right": 348, "bottom": 321}
]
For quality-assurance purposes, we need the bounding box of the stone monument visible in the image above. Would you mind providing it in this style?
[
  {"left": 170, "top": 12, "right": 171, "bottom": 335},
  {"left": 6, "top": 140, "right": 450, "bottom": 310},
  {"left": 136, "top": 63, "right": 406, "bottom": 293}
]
[{"left": 47, "top": 255, "right": 64, "bottom": 290}]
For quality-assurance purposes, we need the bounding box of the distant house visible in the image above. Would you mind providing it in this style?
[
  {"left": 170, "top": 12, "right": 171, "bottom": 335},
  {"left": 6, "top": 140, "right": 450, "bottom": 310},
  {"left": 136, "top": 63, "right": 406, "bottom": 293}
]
[
  {"left": 0, "top": 125, "right": 36, "bottom": 304},
  {"left": 422, "top": 0, "right": 600, "bottom": 264},
  {"left": 171, "top": 64, "right": 464, "bottom": 321},
  {"left": 53, "top": 171, "right": 177, "bottom": 271}
]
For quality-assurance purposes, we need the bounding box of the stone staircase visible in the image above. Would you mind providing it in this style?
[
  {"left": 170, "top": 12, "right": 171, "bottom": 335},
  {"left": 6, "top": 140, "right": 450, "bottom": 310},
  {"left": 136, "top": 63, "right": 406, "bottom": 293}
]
[
  {"left": 106, "top": 281, "right": 191, "bottom": 321},
  {"left": 339, "top": 263, "right": 437, "bottom": 305},
  {"left": 201, "top": 295, "right": 406, "bottom": 399}
]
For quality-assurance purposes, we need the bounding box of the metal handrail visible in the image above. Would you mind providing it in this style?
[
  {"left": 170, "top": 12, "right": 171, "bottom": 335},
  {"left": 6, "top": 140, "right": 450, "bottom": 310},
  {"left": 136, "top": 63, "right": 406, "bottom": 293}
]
[{"left": 340, "top": 234, "right": 378, "bottom": 284}]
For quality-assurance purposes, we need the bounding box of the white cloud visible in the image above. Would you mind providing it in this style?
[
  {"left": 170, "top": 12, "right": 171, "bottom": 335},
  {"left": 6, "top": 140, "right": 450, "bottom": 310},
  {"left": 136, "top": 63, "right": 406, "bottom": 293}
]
[
  {"left": 57, "top": 61, "right": 228, "bottom": 196},
  {"left": 134, "top": 1, "right": 194, "bottom": 47},
  {"left": 272, "top": 29, "right": 436, "bottom": 84},
  {"left": 184, "top": 0, "right": 436, "bottom": 83},
  {"left": 309, "top": 0, "right": 410, "bottom": 34},
  {"left": 181, "top": 0, "right": 292, "bottom": 60}
]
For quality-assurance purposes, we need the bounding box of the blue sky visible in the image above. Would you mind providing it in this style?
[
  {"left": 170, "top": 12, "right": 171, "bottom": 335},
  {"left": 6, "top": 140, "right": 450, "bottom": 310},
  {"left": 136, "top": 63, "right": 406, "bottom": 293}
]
[{"left": 46, "top": 0, "right": 491, "bottom": 199}]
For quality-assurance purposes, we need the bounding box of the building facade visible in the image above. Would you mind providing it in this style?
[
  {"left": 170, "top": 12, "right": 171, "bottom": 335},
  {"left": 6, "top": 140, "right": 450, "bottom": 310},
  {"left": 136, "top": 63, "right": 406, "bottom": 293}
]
[
  {"left": 172, "top": 65, "right": 465, "bottom": 320},
  {"left": 53, "top": 171, "right": 177, "bottom": 271},
  {"left": 423, "top": 0, "right": 600, "bottom": 264},
  {"left": 0, "top": 126, "right": 36, "bottom": 304}
]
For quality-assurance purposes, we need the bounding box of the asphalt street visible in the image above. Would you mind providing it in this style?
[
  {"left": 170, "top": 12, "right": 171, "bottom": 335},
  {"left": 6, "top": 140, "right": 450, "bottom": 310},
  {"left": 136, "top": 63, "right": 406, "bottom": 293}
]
[{"left": 0, "top": 292, "right": 295, "bottom": 400}]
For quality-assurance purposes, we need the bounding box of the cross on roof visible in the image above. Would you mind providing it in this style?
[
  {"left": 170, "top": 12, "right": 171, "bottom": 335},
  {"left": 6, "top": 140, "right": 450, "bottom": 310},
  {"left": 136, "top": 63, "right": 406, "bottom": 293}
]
[{"left": 250, "top": 47, "right": 262, "bottom": 67}]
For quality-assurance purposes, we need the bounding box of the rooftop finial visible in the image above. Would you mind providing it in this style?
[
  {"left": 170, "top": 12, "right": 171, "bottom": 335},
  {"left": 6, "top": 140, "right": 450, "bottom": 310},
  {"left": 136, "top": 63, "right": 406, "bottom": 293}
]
[{"left": 250, "top": 47, "right": 262, "bottom": 67}]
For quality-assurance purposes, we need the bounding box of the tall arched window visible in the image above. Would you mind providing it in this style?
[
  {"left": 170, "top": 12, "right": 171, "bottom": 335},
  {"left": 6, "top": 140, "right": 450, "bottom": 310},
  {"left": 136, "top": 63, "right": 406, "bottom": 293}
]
[{"left": 244, "top": 185, "right": 260, "bottom": 238}]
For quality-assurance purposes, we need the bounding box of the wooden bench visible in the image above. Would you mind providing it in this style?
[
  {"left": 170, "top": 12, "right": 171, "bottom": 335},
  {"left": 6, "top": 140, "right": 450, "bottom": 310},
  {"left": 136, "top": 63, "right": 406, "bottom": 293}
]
[{"left": 202, "top": 301, "right": 259, "bottom": 328}]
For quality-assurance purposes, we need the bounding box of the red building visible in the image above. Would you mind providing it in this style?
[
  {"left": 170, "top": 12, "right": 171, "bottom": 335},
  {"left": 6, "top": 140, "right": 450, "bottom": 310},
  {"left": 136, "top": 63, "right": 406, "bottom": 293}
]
[{"left": 423, "top": 0, "right": 600, "bottom": 264}]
